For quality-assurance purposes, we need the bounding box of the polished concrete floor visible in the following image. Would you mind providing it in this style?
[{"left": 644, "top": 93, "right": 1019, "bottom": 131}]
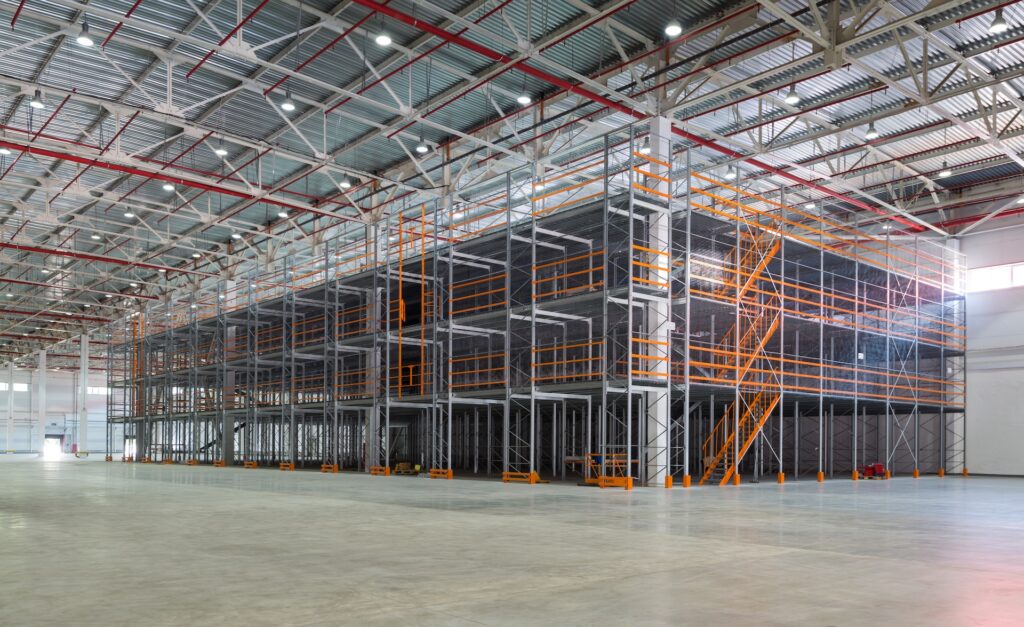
[{"left": 2, "top": 458, "right": 1023, "bottom": 626}]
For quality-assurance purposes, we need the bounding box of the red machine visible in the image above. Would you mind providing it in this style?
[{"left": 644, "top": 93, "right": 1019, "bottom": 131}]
[{"left": 861, "top": 463, "right": 885, "bottom": 478}]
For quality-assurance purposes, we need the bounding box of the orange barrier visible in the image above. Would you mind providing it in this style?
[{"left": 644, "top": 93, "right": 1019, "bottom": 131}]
[
  {"left": 429, "top": 468, "right": 454, "bottom": 480},
  {"left": 321, "top": 463, "right": 339, "bottom": 473},
  {"left": 279, "top": 462, "right": 295, "bottom": 471},
  {"left": 212, "top": 459, "right": 226, "bottom": 467},
  {"left": 502, "top": 471, "right": 540, "bottom": 484},
  {"left": 598, "top": 475, "right": 633, "bottom": 490},
  {"left": 243, "top": 461, "right": 258, "bottom": 469},
  {"left": 370, "top": 465, "right": 391, "bottom": 476}
]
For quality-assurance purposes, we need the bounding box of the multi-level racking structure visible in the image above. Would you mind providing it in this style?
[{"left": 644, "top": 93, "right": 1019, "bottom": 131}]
[{"left": 106, "top": 122, "right": 965, "bottom": 486}]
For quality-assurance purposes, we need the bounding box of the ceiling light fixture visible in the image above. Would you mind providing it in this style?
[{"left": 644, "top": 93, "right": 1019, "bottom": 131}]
[
  {"left": 517, "top": 94, "right": 532, "bottom": 105},
  {"left": 41, "top": 269, "right": 50, "bottom": 274},
  {"left": 191, "top": 252, "right": 201, "bottom": 258},
  {"left": 724, "top": 166, "right": 737, "bottom": 180},
  {"left": 639, "top": 137, "right": 651, "bottom": 155},
  {"left": 280, "top": 90, "right": 296, "bottom": 112},
  {"left": 375, "top": 32, "right": 392, "bottom": 46},
  {"left": 214, "top": 141, "right": 228, "bottom": 157},
  {"left": 865, "top": 122, "right": 879, "bottom": 140},
  {"left": 784, "top": 85, "right": 801, "bottom": 106},
  {"left": 415, "top": 138, "right": 429, "bottom": 154},
  {"left": 804, "top": 202, "right": 816, "bottom": 210},
  {"left": 0, "top": 148, "right": 10, "bottom": 156},
  {"left": 277, "top": 211, "right": 289, "bottom": 219},
  {"left": 157, "top": 268, "right": 166, "bottom": 273},
  {"left": 123, "top": 211, "right": 135, "bottom": 218},
  {"left": 664, "top": 20, "right": 683, "bottom": 38},
  {"left": 990, "top": 8, "right": 1009, "bottom": 34},
  {"left": 129, "top": 282, "right": 138, "bottom": 287},
  {"left": 231, "top": 233, "right": 242, "bottom": 240},
  {"left": 77, "top": 21, "right": 94, "bottom": 47},
  {"left": 340, "top": 178, "right": 352, "bottom": 189},
  {"left": 90, "top": 233, "right": 101, "bottom": 240},
  {"left": 29, "top": 89, "right": 44, "bottom": 109},
  {"left": 938, "top": 161, "right": 952, "bottom": 178},
  {"left": 162, "top": 183, "right": 175, "bottom": 191}
]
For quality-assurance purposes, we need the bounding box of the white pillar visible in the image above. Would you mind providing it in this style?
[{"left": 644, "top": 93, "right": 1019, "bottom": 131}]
[
  {"left": 223, "top": 280, "right": 236, "bottom": 464},
  {"left": 4, "top": 362, "right": 13, "bottom": 452},
  {"left": 36, "top": 350, "right": 46, "bottom": 454},
  {"left": 78, "top": 336, "right": 89, "bottom": 454},
  {"left": 645, "top": 116, "right": 673, "bottom": 484}
]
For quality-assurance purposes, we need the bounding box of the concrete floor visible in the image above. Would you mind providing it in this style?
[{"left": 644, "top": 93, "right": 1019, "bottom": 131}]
[{"left": 2, "top": 459, "right": 1023, "bottom": 627}]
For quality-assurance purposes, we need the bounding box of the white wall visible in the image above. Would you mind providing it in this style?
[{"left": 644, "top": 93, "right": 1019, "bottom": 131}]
[
  {"left": 964, "top": 227, "right": 1024, "bottom": 475},
  {"left": 0, "top": 368, "right": 107, "bottom": 454}
]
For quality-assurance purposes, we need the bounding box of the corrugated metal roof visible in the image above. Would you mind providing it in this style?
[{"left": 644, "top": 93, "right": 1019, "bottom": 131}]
[{"left": 0, "top": 0, "right": 1017, "bottom": 350}]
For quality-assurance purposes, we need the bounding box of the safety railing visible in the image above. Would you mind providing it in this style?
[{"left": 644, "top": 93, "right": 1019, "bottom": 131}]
[
  {"left": 449, "top": 272, "right": 507, "bottom": 317},
  {"left": 533, "top": 249, "right": 604, "bottom": 302},
  {"left": 450, "top": 351, "right": 506, "bottom": 391},
  {"left": 687, "top": 253, "right": 965, "bottom": 350},
  {"left": 531, "top": 339, "right": 603, "bottom": 384}
]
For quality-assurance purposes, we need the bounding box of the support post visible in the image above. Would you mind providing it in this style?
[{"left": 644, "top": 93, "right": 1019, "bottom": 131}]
[
  {"left": 79, "top": 335, "right": 89, "bottom": 455},
  {"left": 645, "top": 116, "right": 672, "bottom": 485},
  {"left": 36, "top": 350, "right": 46, "bottom": 454},
  {"left": 5, "top": 362, "right": 13, "bottom": 452}
]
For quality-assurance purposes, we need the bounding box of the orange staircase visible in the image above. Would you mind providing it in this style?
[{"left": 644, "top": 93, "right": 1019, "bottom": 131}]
[{"left": 700, "top": 228, "right": 782, "bottom": 486}]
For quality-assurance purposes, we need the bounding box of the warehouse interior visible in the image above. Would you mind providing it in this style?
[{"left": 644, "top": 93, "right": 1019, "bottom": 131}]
[{"left": 2, "top": 0, "right": 1023, "bottom": 624}]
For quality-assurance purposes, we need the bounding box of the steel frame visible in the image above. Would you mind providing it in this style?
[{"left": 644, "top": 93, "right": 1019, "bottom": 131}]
[{"left": 105, "top": 121, "right": 966, "bottom": 485}]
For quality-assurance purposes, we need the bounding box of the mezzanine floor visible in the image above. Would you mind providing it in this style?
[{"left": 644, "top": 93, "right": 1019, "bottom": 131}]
[{"left": 1, "top": 457, "right": 1021, "bottom": 626}]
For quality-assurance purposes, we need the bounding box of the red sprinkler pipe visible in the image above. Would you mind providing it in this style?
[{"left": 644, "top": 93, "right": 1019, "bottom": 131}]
[
  {"left": 388, "top": 1, "right": 754, "bottom": 140},
  {"left": 351, "top": 0, "right": 916, "bottom": 229},
  {"left": 0, "top": 308, "right": 109, "bottom": 323},
  {"left": 0, "top": 351, "right": 108, "bottom": 359},
  {"left": 119, "top": 131, "right": 213, "bottom": 224},
  {"left": 10, "top": 0, "right": 26, "bottom": 28},
  {"left": 0, "top": 241, "right": 215, "bottom": 277},
  {"left": 51, "top": 111, "right": 140, "bottom": 204},
  {"left": 325, "top": 0, "right": 515, "bottom": 118},
  {"left": 186, "top": 0, "right": 272, "bottom": 79},
  {"left": 0, "top": 332, "right": 63, "bottom": 342},
  {"left": 0, "top": 139, "right": 358, "bottom": 224},
  {"left": 0, "top": 277, "right": 160, "bottom": 300},
  {"left": 102, "top": 0, "right": 145, "bottom": 47},
  {"left": 1, "top": 93, "right": 71, "bottom": 183},
  {"left": 263, "top": 7, "right": 384, "bottom": 96}
]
